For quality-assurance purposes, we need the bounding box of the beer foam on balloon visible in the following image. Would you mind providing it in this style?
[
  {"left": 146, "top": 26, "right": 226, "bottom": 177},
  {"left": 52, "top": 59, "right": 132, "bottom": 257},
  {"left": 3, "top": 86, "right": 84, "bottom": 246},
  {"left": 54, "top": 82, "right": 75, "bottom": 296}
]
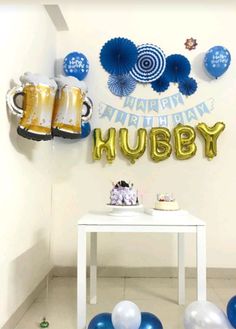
[
  {"left": 20, "top": 72, "right": 57, "bottom": 89},
  {"left": 55, "top": 75, "right": 88, "bottom": 93}
]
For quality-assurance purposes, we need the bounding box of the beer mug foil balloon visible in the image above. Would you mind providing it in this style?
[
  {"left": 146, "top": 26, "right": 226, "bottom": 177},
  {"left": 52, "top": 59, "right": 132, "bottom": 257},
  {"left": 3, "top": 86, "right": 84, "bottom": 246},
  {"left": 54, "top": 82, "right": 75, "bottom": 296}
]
[
  {"left": 6, "top": 72, "right": 57, "bottom": 141},
  {"left": 53, "top": 76, "right": 93, "bottom": 139}
]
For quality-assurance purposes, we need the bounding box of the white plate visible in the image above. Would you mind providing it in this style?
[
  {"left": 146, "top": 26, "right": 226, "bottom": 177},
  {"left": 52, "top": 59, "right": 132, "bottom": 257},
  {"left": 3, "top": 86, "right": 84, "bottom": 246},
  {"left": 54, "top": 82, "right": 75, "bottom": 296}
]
[
  {"left": 107, "top": 204, "right": 143, "bottom": 217},
  {"left": 145, "top": 208, "right": 188, "bottom": 216}
]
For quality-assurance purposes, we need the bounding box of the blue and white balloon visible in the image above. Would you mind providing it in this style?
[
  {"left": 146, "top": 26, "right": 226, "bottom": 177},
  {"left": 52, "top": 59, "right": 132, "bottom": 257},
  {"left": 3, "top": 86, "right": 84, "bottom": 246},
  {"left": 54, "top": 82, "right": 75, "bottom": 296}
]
[
  {"left": 63, "top": 52, "right": 89, "bottom": 80},
  {"left": 204, "top": 46, "right": 231, "bottom": 79}
]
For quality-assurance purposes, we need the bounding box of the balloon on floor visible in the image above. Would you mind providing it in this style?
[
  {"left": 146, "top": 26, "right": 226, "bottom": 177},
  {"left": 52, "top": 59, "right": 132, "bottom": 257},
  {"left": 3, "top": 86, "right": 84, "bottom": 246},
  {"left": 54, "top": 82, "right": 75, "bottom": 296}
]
[
  {"left": 88, "top": 313, "right": 114, "bottom": 329},
  {"left": 227, "top": 296, "right": 236, "bottom": 328},
  {"left": 184, "top": 301, "right": 233, "bottom": 329},
  {"left": 139, "top": 312, "right": 163, "bottom": 329},
  {"left": 112, "top": 300, "right": 141, "bottom": 329}
]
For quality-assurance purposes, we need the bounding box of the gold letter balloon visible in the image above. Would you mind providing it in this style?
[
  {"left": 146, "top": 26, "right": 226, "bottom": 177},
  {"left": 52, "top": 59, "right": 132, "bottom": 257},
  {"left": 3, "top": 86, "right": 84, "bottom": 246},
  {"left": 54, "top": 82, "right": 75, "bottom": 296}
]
[
  {"left": 119, "top": 128, "right": 147, "bottom": 164},
  {"left": 149, "top": 127, "right": 172, "bottom": 162},
  {"left": 93, "top": 128, "right": 116, "bottom": 164},
  {"left": 197, "top": 122, "right": 225, "bottom": 159},
  {"left": 174, "top": 124, "right": 197, "bottom": 160}
]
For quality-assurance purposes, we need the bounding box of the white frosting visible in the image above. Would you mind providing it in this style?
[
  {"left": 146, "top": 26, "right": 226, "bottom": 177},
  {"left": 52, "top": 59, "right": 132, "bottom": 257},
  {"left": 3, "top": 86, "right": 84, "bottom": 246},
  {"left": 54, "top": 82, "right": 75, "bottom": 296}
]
[
  {"left": 155, "top": 200, "right": 179, "bottom": 211},
  {"left": 55, "top": 75, "right": 88, "bottom": 93},
  {"left": 110, "top": 185, "right": 138, "bottom": 206},
  {"left": 20, "top": 72, "right": 57, "bottom": 88}
]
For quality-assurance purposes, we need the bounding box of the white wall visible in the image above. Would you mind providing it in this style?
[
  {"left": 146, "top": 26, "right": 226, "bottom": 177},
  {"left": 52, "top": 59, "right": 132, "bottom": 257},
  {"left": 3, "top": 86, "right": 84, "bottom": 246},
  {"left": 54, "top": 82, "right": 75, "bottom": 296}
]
[
  {"left": 53, "top": 1, "right": 236, "bottom": 269},
  {"left": 0, "top": 6, "right": 56, "bottom": 327}
]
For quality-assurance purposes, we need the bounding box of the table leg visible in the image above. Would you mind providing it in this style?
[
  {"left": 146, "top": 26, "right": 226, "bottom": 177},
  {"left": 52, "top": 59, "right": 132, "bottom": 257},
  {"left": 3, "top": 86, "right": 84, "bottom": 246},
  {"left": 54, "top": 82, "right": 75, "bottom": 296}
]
[
  {"left": 77, "top": 227, "right": 87, "bottom": 329},
  {"left": 178, "top": 233, "right": 185, "bottom": 305},
  {"left": 196, "top": 226, "right": 207, "bottom": 301},
  {"left": 90, "top": 232, "right": 97, "bottom": 304}
]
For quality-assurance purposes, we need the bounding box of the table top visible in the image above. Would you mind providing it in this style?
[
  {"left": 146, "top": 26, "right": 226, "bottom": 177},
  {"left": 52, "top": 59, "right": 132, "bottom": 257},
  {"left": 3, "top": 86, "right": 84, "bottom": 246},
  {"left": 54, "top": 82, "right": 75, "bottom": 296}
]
[{"left": 78, "top": 210, "right": 205, "bottom": 226}]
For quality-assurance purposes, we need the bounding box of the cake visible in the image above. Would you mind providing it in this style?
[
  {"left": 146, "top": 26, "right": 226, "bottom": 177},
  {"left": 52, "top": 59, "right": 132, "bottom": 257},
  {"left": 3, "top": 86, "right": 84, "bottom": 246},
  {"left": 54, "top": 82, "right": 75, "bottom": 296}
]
[
  {"left": 155, "top": 193, "right": 179, "bottom": 211},
  {"left": 110, "top": 181, "right": 139, "bottom": 206}
]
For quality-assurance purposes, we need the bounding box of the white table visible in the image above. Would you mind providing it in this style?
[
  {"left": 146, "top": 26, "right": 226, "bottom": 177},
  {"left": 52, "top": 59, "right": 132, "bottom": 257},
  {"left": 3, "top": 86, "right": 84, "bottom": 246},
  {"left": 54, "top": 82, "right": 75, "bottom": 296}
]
[{"left": 77, "top": 210, "right": 206, "bottom": 329}]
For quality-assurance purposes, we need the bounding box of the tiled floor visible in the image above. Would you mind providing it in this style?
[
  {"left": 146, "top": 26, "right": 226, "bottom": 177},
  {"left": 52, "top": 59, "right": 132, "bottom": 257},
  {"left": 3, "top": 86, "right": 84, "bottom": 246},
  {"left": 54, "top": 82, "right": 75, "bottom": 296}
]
[{"left": 15, "top": 277, "right": 236, "bottom": 329}]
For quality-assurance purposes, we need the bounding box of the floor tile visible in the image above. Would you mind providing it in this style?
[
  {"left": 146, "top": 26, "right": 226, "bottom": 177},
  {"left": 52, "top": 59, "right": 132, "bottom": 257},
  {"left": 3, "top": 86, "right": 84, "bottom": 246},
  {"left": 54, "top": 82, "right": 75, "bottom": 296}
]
[{"left": 14, "top": 277, "right": 236, "bottom": 329}]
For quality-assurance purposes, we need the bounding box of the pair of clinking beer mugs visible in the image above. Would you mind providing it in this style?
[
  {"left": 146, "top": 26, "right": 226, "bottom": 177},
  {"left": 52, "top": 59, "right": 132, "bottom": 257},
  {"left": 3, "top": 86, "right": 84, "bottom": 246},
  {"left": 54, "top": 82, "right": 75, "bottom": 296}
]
[{"left": 6, "top": 73, "right": 93, "bottom": 141}]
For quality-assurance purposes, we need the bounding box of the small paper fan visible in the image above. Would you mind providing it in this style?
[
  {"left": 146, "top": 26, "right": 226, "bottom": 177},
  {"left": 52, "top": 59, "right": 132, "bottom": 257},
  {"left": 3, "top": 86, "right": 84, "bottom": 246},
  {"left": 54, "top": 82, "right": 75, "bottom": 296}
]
[
  {"left": 108, "top": 74, "right": 137, "bottom": 97},
  {"left": 151, "top": 75, "right": 170, "bottom": 93},
  {"left": 178, "top": 77, "right": 197, "bottom": 96},
  {"left": 165, "top": 54, "right": 191, "bottom": 83}
]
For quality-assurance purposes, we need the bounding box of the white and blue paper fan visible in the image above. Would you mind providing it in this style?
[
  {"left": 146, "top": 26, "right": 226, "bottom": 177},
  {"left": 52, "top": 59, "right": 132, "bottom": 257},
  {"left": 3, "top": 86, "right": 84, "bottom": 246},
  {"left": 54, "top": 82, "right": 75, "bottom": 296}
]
[
  {"left": 130, "top": 44, "right": 166, "bottom": 83},
  {"left": 108, "top": 74, "right": 137, "bottom": 97}
]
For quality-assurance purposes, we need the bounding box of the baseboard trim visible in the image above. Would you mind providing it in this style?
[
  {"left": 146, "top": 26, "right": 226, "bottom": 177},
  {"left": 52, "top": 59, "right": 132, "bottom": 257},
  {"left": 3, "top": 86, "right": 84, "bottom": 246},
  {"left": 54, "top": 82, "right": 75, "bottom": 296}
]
[
  {"left": 53, "top": 266, "right": 236, "bottom": 279},
  {"left": 2, "top": 269, "right": 53, "bottom": 329}
]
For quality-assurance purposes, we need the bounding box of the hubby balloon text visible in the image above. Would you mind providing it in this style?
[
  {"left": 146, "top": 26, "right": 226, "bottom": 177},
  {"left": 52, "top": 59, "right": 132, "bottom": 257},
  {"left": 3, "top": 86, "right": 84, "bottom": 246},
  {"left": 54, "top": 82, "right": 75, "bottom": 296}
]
[{"left": 92, "top": 122, "right": 225, "bottom": 164}]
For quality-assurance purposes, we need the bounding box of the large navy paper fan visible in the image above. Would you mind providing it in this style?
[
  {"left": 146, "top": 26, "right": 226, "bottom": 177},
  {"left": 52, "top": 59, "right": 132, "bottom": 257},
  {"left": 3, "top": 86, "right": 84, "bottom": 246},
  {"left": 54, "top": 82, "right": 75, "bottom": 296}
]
[{"left": 100, "top": 37, "right": 138, "bottom": 75}]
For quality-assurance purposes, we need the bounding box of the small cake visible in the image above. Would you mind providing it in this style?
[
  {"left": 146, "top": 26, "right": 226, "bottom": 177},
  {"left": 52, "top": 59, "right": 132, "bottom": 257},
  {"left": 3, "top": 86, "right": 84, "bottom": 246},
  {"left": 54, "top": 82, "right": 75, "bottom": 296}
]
[
  {"left": 110, "top": 181, "right": 138, "bottom": 206},
  {"left": 155, "top": 193, "right": 179, "bottom": 211}
]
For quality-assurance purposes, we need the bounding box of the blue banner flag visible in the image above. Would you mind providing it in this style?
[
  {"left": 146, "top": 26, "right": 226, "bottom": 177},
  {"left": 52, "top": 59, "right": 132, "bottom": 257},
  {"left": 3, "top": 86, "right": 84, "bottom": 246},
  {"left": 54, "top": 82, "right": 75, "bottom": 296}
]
[
  {"left": 172, "top": 112, "right": 184, "bottom": 125},
  {"left": 148, "top": 99, "right": 159, "bottom": 113},
  {"left": 185, "top": 108, "right": 198, "bottom": 122},
  {"left": 158, "top": 115, "right": 168, "bottom": 127},
  {"left": 123, "top": 96, "right": 136, "bottom": 110},
  {"left": 128, "top": 114, "right": 139, "bottom": 127},
  {"left": 143, "top": 116, "right": 154, "bottom": 128},
  {"left": 115, "top": 110, "right": 128, "bottom": 125},
  {"left": 100, "top": 105, "right": 116, "bottom": 121}
]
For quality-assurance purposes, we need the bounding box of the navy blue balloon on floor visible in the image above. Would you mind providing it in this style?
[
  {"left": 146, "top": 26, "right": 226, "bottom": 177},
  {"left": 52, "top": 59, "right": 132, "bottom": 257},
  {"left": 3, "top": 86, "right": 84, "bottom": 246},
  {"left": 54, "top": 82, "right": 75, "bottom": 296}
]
[
  {"left": 140, "top": 312, "right": 163, "bottom": 329},
  {"left": 88, "top": 313, "right": 114, "bottom": 329},
  {"left": 79, "top": 122, "right": 91, "bottom": 139},
  {"left": 227, "top": 296, "right": 236, "bottom": 328}
]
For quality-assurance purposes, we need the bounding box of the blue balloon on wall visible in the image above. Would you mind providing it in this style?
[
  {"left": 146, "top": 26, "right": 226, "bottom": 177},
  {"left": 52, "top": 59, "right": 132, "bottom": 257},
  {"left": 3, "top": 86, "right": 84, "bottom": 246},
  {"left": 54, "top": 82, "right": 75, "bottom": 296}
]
[
  {"left": 227, "top": 296, "right": 236, "bottom": 328},
  {"left": 139, "top": 312, "right": 163, "bottom": 329},
  {"left": 204, "top": 46, "right": 231, "bottom": 79},
  {"left": 63, "top": 51, "right": 89, "bottom": 80},
  {"left": 79, "top": 121, "right": 91, "bottom": 139},
  {"left": 88, "top": 313, "right": 114, "bottom": 329}
]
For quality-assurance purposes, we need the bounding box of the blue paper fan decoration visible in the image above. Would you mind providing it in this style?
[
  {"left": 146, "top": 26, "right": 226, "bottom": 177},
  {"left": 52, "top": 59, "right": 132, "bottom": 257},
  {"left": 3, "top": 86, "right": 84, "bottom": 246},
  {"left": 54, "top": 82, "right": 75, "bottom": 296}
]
[
  {"left": 130, "top": 44, "right": 166, "bottom": 83},
  {"left": 108, "top": 74, "right": 137, "bottom": 97},
  {"left": 100, "top": 37, "right": 138, "bottom": 75},
  {"left": 165, "top": 54, "right": 191, "bottom": 83},
  {"left": 63, "top": 52, "right": 89, "bottom": 81},
  {"left": 178, "top": 77, "right": 197, "bottom": 96},
  {"left": 151, "top": 75, "right": 170, "bottom": 93}
]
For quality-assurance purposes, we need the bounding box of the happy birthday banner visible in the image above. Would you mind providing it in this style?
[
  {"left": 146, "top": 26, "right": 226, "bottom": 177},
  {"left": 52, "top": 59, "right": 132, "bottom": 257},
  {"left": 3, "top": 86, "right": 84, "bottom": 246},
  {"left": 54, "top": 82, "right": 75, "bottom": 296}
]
[
  {"left": 123, "top": 92, "right": 185, "bottom": 112},
  {"left": 99, "top": 97, "right": 214, "bottom": 128}
]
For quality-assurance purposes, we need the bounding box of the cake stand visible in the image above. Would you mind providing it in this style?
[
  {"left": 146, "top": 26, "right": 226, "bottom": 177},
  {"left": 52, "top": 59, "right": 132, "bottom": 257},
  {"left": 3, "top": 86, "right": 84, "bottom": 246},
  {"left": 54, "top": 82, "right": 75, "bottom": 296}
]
[{"left": 106, "top": 204, "right": 143, "bottom": 217}]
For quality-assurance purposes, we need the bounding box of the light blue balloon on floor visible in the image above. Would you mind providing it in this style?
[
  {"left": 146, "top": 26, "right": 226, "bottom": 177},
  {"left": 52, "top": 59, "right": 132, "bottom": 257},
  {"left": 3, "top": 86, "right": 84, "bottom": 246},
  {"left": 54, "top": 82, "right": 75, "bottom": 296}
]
[
  {"left": 227, "top": 296, "right": 236, "bottom": 328},
  {"left": 79, "top": 122, "right": 91, "bottom": 139},
  {"left": 204, "top": 46, "right": 231, "bottom": 79},
  {"left": 139, "top": 312, "right": 163, "bottom": 329},
  {"left": 88, "top": 313, "right": 114, "bottom": 329},
  {"left": 63, "top": 51, "right": 89, "bottom": 80}
]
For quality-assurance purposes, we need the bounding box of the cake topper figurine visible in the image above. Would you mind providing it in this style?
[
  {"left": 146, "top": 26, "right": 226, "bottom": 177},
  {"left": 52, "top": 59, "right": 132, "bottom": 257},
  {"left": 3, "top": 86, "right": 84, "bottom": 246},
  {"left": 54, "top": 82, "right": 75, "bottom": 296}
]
[{"left": 184, "top": 38, "right": 198, "bottom": 51}]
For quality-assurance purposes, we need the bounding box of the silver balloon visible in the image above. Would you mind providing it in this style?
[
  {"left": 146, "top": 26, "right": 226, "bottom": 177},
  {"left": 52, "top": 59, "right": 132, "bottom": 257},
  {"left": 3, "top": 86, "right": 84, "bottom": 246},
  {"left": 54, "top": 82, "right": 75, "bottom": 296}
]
[
  {"left": 184, "top": 301, "right": 234, "bottom": 329},
  {"left": 112, "top": 300, "right": 141, "bottom": 329}
]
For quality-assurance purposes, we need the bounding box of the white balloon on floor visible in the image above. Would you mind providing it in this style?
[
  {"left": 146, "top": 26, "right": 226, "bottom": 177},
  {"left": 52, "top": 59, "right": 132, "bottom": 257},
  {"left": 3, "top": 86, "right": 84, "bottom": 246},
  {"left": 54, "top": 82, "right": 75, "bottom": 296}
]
[
  {"left": 112, "top": 300, "right": 141, "bottom": 329},
  {"left": 184, "top": 301, "right": 234, "bottom": 329}
]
